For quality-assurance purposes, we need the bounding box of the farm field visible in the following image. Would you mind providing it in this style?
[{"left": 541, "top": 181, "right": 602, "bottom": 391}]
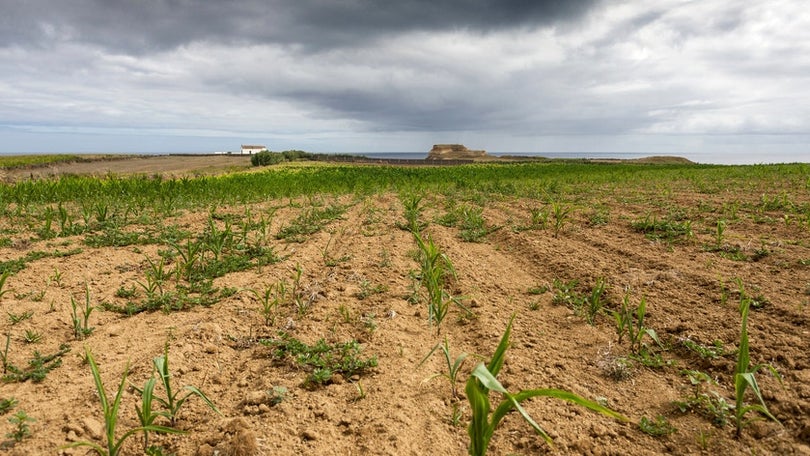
[{"left": 0, "top": 158, "right": 808, "bottom": 455}]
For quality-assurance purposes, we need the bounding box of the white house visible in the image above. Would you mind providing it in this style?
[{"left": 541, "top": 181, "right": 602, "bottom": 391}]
[{"left": 240, "top": 145, "right": 267, "bottom": 155}]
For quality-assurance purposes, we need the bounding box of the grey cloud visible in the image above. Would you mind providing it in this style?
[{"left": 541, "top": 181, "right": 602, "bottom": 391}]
[{"left": 2, "top": 0, "right": 599, "bottom": 52}]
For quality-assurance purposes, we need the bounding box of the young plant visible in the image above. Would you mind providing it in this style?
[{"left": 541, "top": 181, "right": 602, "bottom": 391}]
[
  {"left": 21, "top": 330, "right": 41, "bottom": 344},
  {"left": 0, "top": 270, "right": 11, "bottom": 301},
  {"left": 64, "top": 348, "right": 181, "bottom": 456},
  {"left": 1, "top": 334, "right": 10, "bottom": 374},
  {"left": 551, "top": 202, "right": 572, "bottom": 238},
  {"left": 152, "top": 343, "right": 220, "bottom": 426},
  {"left": 399, "top": 192, "right": 426, "bottom": 234},
  {"left": 584, "top": 277, "right": 606, "bottom": 325},
  {"left": 639, "top": 415, "right": 677, "bottom": 437},
  {"left": 0, "top": 397, "right": 16, "bottom": 415},
  {"left": 465, "top": 316, "right": 627, "bottom": 454},
  {"left": 134, "top": 377, "right": 169, "bottom": 452},
  {"left": 6, "top": 410, "right": 34, "bottom": 443},
  {"left": 612, "top": 293, "right": 659, "bottom": 353},
  {"left": 418, "top": 337, "right": 470, "bottom": 399},
  {"left": 732, "top": 279, "right": 781, "bottom": 437},
  {"left": 413, "top": 232, "right": 464, "bottom": 334},
  {"left": 70, "top": 284, "right": 95, "bottom": 340},
  {"left": 251, "top": 283, "right": 284, "bottom": 326},
  {"left": 7, "top": 310, "right": 33, "bottom": 325}
]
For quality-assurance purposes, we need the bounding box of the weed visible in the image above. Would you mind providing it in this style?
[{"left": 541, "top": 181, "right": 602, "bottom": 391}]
[
  {"left": 732, "top": 279, "right": 781, "bottom": 437},
  {"left": 596, "top": 347, "right": 634, "bottom": 381},
  {"left": 268, "top": 386, "right": 288, "bottom": 406},
  {"left": 21, "top": 330, "right": 41, "bottom": 345},
  {"left": 551, "top": 279, "right": 581, "bottom": 308},
  {"left": 276, "top": 204, "right": 345, "bottom": 242},
  {"left": 674, "top": 370, "right": 732, "bottom": 427},
  {"left": 526, "top": 285, "right": 548, "bottom": 295},
  {"left": 418, "top": 337, "right": 470, "bottom": 399},
  {"left": 63, "top": 348, "right": 182, "bottom": 456},
  {"left": 151, "top": 343, "right": 220, "bottom": 426},
  {"left": 465, "top": 316, "right": 627, "bottom": 454},
  {"left": 114, "top": 285, "right": 138, "bottom": 299},
  {"left": 5, "top": 410, "right": 34, "bottom": 443},
  {"left": 631, "top": 214, "right": 693, "bottom": 243},
  {"left": 261, "top": 332, "right": 377, "bottom": 388},
  {"left": 639, "top": 415, "right": 677, "bottom": 437},
  {"left": 7, "top": 311, "right": 33, "bottom": 325},
  {"left": 2, "top": 344, "right": 70, "bottom": 383},
  {"left": 356, "top": 280, "right": 388, "bottom": 300},
  {"left": 0, "top": 398, "right": 16, "bottom": 415},
  {"left": 680, "top": 338, "right": 727, "bottom": 360}
]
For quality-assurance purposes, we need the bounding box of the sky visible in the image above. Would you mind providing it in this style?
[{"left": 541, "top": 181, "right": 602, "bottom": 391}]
[{"left": 1, "top": 0, "right": 809, "bottom": 161}]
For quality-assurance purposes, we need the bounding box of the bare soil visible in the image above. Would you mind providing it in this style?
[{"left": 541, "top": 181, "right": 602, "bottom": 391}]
[{"left": 0, "top": 158, "right": 808, "bottom": 455}]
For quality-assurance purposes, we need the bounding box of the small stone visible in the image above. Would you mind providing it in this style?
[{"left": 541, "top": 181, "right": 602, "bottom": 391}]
[
  {"left": 243, "top": 391, "right": 268, "bottom": 406},
  {"left": 258, "top": 403, "right": 271, "bottom": 414},
  {"left": 195, "top": 443, "right": 215, "bottom": 456},
  {"left": 65, "top": 430, "right": 79, "bottom": 442},
  {"left": 204, "top": 343, "right": 218, "bottom": 354},
  {"left": 301, "top": 429, "right": 319, "bottom": 441},
  {"left": 81, "top": 417, "right": 104, "bottom": 440}
]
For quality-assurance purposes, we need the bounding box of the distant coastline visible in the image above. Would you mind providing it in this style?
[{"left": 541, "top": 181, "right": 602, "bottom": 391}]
[{"left": 0, "top": 150, "right": 806, "bottom": 165}]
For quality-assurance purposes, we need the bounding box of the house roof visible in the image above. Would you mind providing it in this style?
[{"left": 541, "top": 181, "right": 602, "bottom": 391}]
[{"left": 241, "top": 145, "right": 266, "bottom": 149}]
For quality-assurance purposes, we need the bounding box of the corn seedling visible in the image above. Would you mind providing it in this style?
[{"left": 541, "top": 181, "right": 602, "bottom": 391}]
[
  {"left": 418, "top": 337, "right": 470, "bottom": 399},
  {"left": 152, "top": 343, "right": 220, "bottom": 426},
  {"left": 133, "top": 377, "right": 170, "bottom": 452},
  {"left": 551, "top": 202, "right": 572, "bottom": 238},
  {"left": 0, "top": 397, "right": 16, "bottom": 415},
  {"left": 0, "top": 334, "right": 9, "bottom": 374},
  {"left": 0, "top": 271, "right": 11, "bottom": 300},
  {"left": 584, "top": 277, "right": 606, "bottom": 325},
  {"left": 70, "top": 285, "right": 95, "bottom": 340},
  {"left": 413, "top": 232, "right": 466, "bottom": 334},
  {"left": 612, "top": 293, "right": 659, "bottom": 353},
  {"left": 63, "top": 348, "right": 182, "bottom": 456},
  {"left": 732, "top": 279, "right": 781, "bottom": 437},
  {"left": 6, "top": 410, "right": 34, "bottom": 443},
  {"left": 466, "top": 316, "right": 627, "bottom": 454},
  {"left": 399, "top": 192, "right": 426, "bottom": 234},
  {"left": 251, "top": 283, "right": 284, "bottom": 326},
  {"left": 714, "top": 220, "right": 726, "bottom": 248},
  {"left": 529, "top": 207, "right": 548, "bottom": 229}
]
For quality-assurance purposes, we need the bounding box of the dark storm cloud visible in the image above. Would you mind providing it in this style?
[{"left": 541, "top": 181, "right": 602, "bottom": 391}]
[{"left": 2, "top": 0, "right": 598, "bottom": 52}]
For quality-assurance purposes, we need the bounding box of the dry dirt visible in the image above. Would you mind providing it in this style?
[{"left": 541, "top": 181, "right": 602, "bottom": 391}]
[{"left": 0, "top": 158, "right": 809, "bottom": 456}]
